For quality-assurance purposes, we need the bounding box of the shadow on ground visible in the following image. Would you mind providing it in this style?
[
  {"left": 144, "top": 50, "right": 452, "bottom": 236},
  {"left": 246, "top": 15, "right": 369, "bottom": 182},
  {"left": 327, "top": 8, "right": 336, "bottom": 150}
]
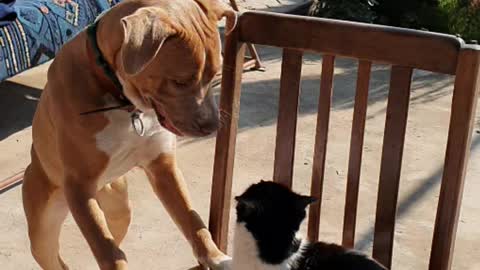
[
  {"left": 0, "top": 81, "right": 40, "bottom": 140},
  {"left": 355, "top": 135, "right": 480, "bottom": 251}
]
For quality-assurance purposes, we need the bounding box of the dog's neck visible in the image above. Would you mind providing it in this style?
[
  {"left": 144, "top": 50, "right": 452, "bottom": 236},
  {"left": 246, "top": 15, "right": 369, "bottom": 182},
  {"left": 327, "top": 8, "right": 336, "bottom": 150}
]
[
  {"left": 86, "top": 21, "right": 124, "bottom": 93},
  {"left": 83, "top": 21, "right": 136, "bottom": 115}
]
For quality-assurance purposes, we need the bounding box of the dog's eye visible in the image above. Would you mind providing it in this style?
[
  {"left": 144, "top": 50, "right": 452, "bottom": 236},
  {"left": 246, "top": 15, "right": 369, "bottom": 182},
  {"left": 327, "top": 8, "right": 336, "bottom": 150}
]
[{"left": 172, "top": 79, "right": 189, "bottom": 87}]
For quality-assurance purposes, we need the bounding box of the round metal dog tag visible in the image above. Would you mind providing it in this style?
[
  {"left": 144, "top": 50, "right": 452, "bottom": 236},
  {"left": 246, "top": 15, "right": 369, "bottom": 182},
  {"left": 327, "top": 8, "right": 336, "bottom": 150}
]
[{"left": 131, "top": 111, "right": 145, "bottom": 137}]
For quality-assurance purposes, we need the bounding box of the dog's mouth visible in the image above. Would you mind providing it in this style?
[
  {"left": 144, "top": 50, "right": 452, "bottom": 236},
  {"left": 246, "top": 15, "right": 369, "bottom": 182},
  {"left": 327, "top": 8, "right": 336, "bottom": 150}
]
[{"left": 151, "top": 100, "right": 184, "bottom": 137}]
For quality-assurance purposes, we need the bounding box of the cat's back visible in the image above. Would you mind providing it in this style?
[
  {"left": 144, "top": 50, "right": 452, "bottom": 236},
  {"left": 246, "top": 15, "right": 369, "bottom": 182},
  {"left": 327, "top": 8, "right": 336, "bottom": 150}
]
[{"left": 292, "top": 242, "right": 386, "bottom": 270}]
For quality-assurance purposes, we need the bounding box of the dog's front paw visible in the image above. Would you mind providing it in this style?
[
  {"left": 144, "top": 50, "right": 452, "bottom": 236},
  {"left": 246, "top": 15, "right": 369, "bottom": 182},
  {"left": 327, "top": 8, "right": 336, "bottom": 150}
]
[{"left": 203, "top": 255, "right": 232, "bottom": 270}]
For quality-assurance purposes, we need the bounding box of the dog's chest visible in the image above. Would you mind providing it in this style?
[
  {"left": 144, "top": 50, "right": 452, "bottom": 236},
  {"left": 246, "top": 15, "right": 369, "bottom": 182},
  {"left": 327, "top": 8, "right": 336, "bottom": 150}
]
[{"left": 95, "top": 109, "right": 175, "bottom": 186}]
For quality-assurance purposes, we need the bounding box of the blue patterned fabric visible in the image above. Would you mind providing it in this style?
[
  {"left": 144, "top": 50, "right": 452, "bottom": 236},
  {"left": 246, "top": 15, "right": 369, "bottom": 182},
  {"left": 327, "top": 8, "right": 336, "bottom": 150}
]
[
  {"left": 0, "top": 0, "right": 122, "bottom": 81},
  {"left": 0, "top": 0, "right": 17, "bottom": 27}
]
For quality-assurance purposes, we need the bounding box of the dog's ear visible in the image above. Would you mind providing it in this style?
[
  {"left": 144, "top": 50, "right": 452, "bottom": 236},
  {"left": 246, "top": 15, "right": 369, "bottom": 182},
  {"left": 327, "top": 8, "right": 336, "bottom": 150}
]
[
  {"left": 196, "top": 0, "right": 237, "bottom": 34},
  {"left": 120, "top": 7, "right": 176, "bottom": 76},
  {"left": 213, "top": 1, "right": 237, "bottom": 35}
]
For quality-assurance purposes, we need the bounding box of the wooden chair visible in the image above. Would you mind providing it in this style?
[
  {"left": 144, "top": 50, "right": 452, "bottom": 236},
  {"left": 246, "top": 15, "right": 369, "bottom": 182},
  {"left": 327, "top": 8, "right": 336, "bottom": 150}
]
[
  {"left": 208, "top": 11, "right": 480, "bottom": 270},
  {"left": 228, "top": 0, "right": 264, "bottom": 71}
]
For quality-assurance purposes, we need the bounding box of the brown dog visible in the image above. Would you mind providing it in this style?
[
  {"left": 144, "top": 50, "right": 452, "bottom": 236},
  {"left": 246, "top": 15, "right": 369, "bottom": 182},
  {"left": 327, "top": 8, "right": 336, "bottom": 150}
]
[{"left": 22, "top": 0, "right": 234, "bottom": 269}]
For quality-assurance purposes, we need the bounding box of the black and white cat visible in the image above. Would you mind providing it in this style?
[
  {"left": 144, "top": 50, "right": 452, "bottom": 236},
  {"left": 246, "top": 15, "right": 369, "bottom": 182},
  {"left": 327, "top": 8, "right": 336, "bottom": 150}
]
[{"left": 232, "top": 180, "right": 387, "bottom": 270}]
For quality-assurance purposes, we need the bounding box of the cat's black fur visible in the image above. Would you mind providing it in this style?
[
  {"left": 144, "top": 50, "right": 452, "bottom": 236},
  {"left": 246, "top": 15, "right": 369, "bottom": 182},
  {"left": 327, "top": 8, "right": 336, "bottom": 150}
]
[{"left": 235, "top": 180, "right": 387, "bottom": 270}]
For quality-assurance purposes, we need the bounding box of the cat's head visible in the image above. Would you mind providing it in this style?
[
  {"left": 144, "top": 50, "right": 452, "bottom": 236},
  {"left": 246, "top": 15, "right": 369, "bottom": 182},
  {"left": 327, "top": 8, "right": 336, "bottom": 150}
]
[{"left": 235, "top": 180, "right": 317, "bottom": 236}]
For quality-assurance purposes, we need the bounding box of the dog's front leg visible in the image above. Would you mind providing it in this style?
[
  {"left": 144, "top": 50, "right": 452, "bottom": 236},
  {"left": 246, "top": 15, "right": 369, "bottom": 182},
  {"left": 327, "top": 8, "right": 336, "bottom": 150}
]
[
  {"left": 64, "top": 178, "right": 128, "bottom": 270},
  {"left": 144, "top": 153, "right": 231, "bottom": 270}
]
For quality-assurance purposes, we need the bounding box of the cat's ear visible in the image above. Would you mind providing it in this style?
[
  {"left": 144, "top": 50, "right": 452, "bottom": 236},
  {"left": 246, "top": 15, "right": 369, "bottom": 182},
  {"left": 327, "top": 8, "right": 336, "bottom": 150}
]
[
  {"left": 235, "top": 195, "right": 255, "bottom": 207},
  {"left": 235, "top": 196, "right": 258, "bottom": 217},
  {"left": 296, "top": 195, "right": 318, "bottom": 209}
]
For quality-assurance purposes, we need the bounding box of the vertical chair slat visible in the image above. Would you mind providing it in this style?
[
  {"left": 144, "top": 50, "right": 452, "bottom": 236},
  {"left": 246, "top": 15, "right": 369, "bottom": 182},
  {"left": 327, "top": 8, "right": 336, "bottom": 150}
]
[
  {"left": 273, "top": 49, "right": 304, "bottom": 188},
  {"left": 208, "top": 25, "right": 246, "bottom": 252},
  {"left": 429, "top": 48, "right": 480, "bottom": 270},
  {"left": 308, "top": 55, "right": 335, "bottom": 241},
  {"left": 342, "top": 60, "right": 372, "bottom": 248},
  {"left": 372, "top": 66, "right": 413, "bottom": 268}
]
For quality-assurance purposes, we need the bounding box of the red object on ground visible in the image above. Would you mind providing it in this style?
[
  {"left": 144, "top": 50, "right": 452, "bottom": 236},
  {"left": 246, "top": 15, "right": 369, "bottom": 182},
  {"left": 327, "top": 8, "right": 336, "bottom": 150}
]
[{"left": 0, "top": 171, "right": 24, "bottom": 193}]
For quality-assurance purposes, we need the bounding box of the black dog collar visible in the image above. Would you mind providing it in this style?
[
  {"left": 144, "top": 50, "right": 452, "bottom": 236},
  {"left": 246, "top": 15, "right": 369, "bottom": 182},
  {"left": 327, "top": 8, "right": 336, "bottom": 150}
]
[{"left": 81, "top": 20, "right": 133, "bottom": 115}]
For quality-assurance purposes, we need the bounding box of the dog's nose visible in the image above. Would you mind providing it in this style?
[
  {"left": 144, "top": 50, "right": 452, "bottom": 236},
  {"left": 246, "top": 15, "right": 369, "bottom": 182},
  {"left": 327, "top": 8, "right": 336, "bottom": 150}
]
[{"left": 197, "top": 116, "right": 219, "bottom": 135}]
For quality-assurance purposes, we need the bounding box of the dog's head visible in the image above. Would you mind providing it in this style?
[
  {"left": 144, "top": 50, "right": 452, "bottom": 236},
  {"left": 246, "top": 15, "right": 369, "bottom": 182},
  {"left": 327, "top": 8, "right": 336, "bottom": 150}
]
[{"left": 115, "top": 0, "right": 235, "bottom": 137}]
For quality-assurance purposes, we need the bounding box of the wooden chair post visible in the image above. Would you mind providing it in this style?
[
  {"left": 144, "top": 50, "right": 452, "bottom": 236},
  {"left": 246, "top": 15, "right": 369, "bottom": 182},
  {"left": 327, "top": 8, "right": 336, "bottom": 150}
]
[
  {"left": 429, "top": 47, "right": 480, "bottom": 270},
  {"left": 208, "top": 21, "right": 246, "bottom": 251},
  {"left": 342, "top": 60, "right": 372, "bottom": 248},
  {"left": 307, "top": 55, "right": 335, "bottom": 241},
  {"left": 273, "top": 49, "right": 303, "bottom": 188},
  {"left": 229, "top": 0, "right": 264, "bottom": 71},
  {"left": 372, "top": 66, "right": 413, "bottom": 268}
]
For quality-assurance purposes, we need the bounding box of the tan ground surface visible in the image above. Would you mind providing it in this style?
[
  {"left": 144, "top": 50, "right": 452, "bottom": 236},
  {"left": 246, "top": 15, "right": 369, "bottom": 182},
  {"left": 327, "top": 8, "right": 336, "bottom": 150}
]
[{"left": 1, "top": 1, "right": 479, "bottom": 269}]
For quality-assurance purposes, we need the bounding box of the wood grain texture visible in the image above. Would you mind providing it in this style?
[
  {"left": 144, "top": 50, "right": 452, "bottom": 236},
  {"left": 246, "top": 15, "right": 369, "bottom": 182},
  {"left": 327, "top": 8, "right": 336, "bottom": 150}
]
[
  {"left": 372, "top": 66, "right": 413, "bottom": 268},
  {"left": 342, "top": 60, "right": 372, "bottom": 248},
  {"left": 273, "top": 49, "right": 303, "bottom": 188},
  {"left": 238, "top": 11, "right": 461, "bottom": 75},
  {"left": 308, "top": 55, "right": 335, "bottom": 241},
  {"left": 208, "top": 24, "right": 246, "bottom": 251},
  {"left": 429, "top": 48, "right": 480, "bottom": 270}
]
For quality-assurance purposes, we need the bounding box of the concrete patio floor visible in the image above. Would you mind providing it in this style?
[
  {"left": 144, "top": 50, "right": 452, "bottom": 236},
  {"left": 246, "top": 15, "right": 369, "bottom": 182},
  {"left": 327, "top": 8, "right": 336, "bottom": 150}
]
[{"left": 1, "top": 1, "right": 480, "bottom": 270}]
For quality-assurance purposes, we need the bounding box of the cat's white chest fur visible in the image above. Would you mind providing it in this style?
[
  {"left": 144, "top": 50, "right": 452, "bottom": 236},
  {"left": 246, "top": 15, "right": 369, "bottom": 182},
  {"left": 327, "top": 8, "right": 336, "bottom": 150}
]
[{"left": 232, "top": 222, "right": 290, "bottom": 270}]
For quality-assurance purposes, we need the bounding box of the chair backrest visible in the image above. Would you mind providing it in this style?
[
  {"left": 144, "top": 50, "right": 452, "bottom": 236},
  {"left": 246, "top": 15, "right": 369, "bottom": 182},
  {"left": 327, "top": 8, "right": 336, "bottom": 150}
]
[{"left": 208, "top": 11, "right": 480, "bottom": 270}]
